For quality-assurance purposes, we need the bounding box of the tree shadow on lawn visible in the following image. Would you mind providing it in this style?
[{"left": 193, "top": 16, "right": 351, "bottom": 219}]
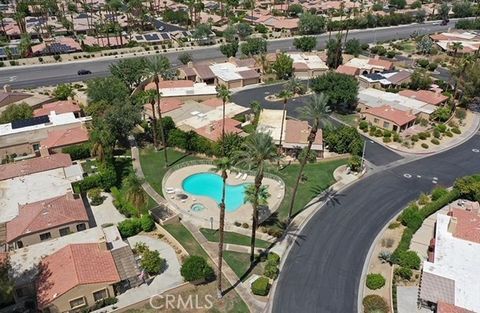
[
  {"left": 222, "top": 253, "right": 266, "bottom": 297},
  {"left": 167, "top": 152, "right": 192, "bottom": 167}
]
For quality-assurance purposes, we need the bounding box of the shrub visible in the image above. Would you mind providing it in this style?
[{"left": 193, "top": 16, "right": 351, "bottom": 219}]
[
  {"left": 383, "top": 136, "right": 391, "bottom": 143},
  {"left": 417, "top": 58, "right": 429, "bottom": 68},
  {"left": 455, "top": 108, "right": 467, "bottom": 119},
  {"left": 386, "top": 50, "right": 396, "bottom": 59},
  {"left": 87, "top": 188, "right": 104, "bottom": 206},
  {"left": 421, "top": 143, "right": 429, "bottom": 149},
  {"left": 53, "top": 55, "right": 61, "bottom": 61},
  {"left": 452, "top": 127, "right": 461, "bottom": 134},
  {"left": 361, "top": 43, "right": 369, "bottom": 50},
  {"left": 418, "top": 193, "right": 430, "bottom": 205},
  {"left": 363, "top": 295, "right": 389, "bottom": 313},
  {"left": 141, "top": 249, "right": 166, "bottom": 275},
  {"left": 392, "top": 250, "right": 421, "bottom": 269},
  {"left": 264, "top": 260, "right": 279, "bottom": 279},
  {"left": 431, "top": 138, "right": 440, "bottom": 145},
  {"left": 251, "top": 276, "right": 270, "bottom": 296},
  {"left": 366, "top": 273, "right": 386, "bottom": 290},
  {"left": 445, "top": 131, "right": 453, "bottom": 137},
  {"left": 400, "top": 204, "right": 423, "bottom": 230},
  {"left": 118, "top": 218, "right": 142, "bottom": 238},
  {"left": 62, "top": 143, "right": 91, "bottom": 160},
  {"left": 433, "top": 129, "right": 441, "bottom": 138},
  {"left": 99, "top": 165, "right": 118, "bottom": 191},
  {"left": 242, "top": 223, "right": 249, "bottom": 228},
  {"left": 359, "top": 121, "right": 368, "bottom": 130},
  {"left": 393, "top": 133, "right": 401, "bottom": 142},
  {"left": 431, "top": 187, "right": 448, "bottom": 201},
  {"left": 378, "top": 251, "right": 391, "bottom": 263},
  {"left": 436, "top": 124, "right": 447, "bottom": 133},
  {"left": 374, "top": 129, "right": 383, "bottom": 137},
  {"left": 383, "top": 130, "right": 392, "bottom": 137},
  {"left": 395, "top": 267, "right": 413, "bottom": 280},
  {"left": 418, "top": 132, "right": 428, "bottom": 140},
  {"left": 140, "top": 214, "right": 155, "bottom": 232},
  {"left": 267, "top": 252, "right": 280, "bottom": 265},
  {"left": 76, "top": 173, "right": 102, "bottom": 192},
  {"left": 427, "top": 62, "right": 438, "bottom": 71},
  {"left": 180, "top": 256, "right": 215, "bottom": 282},
  {"left": 411, "top": 134, "right": 419, "bottom": 142},
  {"left": 348, "top": 155, "right": 362, "bottom": 172}
]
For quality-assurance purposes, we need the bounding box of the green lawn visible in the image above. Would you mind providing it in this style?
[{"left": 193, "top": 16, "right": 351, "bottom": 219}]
[
  {"left": 276, "top": 158, "right": 348, "bottom": 220},
  {"left": 81, "top": 159, "right": 98, "bottom": 174},
  {"left": 223, "top": 251, "right": 264, "bottom": 281},
  {"left": 332, "top": 112, "right": 360, "bottom": 127},
  {"left": 200, "top": 228, "right": 271, "bottom": 249},
  {"left": 162, "top": 222, "right": 209, "bottom": 259},
  {"left": 139, "top": 148, "right": 202, "bottom": 196},
  {"left": 399, "top": 41, "right": 415, "bottom": 53}
]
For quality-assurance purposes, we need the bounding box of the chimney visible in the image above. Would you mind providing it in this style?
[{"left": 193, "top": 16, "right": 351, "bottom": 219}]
[
  {"left": 447, "top": 216, "right": 457, "bottom": 234},
  {"left": 3, "top": 85, "right": 11, "bottom": 93},
  {"left": 97, "top": 240, "right": 108, "bottom": 251},
  {"left": 187, "top": 61, "right": 193, "bottom": 68},
  {"left": 39, "top": 146, "right": 50, "bottom": 157}
]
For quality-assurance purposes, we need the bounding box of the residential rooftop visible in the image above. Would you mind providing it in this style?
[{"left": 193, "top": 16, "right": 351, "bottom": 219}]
[
  {"left": 0, "top": 153, "right": 72, "bottom": 181},
  {"left": 33, "top": 100, "right": 81, "bottom": 117},
  {"left": 364, "top": 105, "right": 416, "bottom": 126}
]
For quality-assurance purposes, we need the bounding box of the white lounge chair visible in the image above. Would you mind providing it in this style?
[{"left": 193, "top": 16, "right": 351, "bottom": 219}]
[
  {"left": 166, "top": 189, "right": 175, "bottom": 194},
  {"left": 235, "top": 172, "right": 242, "bottom": 179},
  {"left": 242, "top": 173, "right": 248, "bottom": 181}
]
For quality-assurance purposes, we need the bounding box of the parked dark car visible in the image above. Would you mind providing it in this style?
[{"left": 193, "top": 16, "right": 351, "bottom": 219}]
[
  {"left": 440, "top": 19, "right": 449, "bottom": 26},
  {"left": 77, "top": 69, "right": 92, "bottom": 75}
]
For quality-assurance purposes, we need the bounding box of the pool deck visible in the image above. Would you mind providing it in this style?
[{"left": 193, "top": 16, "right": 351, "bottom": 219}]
[{"left": 163, "top": 164, "right": 285, "bottom": 225}]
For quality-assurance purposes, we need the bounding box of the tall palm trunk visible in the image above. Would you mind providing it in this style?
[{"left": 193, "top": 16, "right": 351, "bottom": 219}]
[
  {"left": 250, "top": 167, "right": 263, "bottom": 263},
  {"left": 278, "top": 99, "right": 287, "bottom": 151},
  {"left": 150, "top": 101, "right": 158, "bottom": 148},
  {"left": 217, "top": 169, "right": 227, "bottom": 297},
  {"left": 288, "top": 127, "right": 317, "bottom": 220},
  {"left": 222, "top": 99, "right": 226, "bottom": 156},
  {"left": 155, "top": 79, "right": 169, "bottom": 167}
]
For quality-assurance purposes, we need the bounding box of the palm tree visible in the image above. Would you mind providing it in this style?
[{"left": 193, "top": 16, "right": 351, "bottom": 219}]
[
  {"left": 250, "top": 100, "right": 262, "bottom": 126},
  {"left": 234, "top": 132, "right": 279, "bottom": 263},
  {"left": 123, "top": 173, "right": 148, "bottom": 216},
  {"left": 142, "top": 56, "right": 172, "bottom": 167},
  {"left": 216, "top": 84, "right": 231, "bottom": 156},
  {"left": 211, "top": 157, "right": 233, "bottom": 298},
  {"left": 284, "top": 76, "right": 304, "bottom": 95},
  {"left": 139, "top": 89, "right": 159, "bottom": 149},
  {"left": 450, "top": 42, "right": 464, "bottom": 58},
  {"left": 288, "top": 94, "right": 330, "bottom": 220},
  {"left": 277, "top": 89, "right": 293, "bottom": 153}
]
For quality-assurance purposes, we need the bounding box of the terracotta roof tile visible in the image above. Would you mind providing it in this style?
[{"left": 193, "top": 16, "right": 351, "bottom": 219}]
[
  {"left": 238, "top": 69, "right": 260, "bottom": 80},
  {"left": 335, "top": 65, "right": 360, "bottom": 76},
  {"left": 6, "top": 193, "right": 89, "bottom": 242},
  {"left": 398, "top": 90, "right": 449, "bottom": 106},
  {"left": 437, "top": 302, "right": 475, "bottom": 313},
  {"left": 451, "top": 205, "right": 480, "bottom": 244},
  {"left": 364, "top": 105, "right": 416, "bottom": 126},
  {"left": 34, "top": 100, "right": 81, "bottom": 117},
  {"left": 0, "top": 91, "right": 31, "bottom": 108},
  {"left": 37, "top": 243, "right": 120, "bottom": 309},
  {"left": 284, "top": 119, "right": 322, "bottom": 146},
  {"left": 144, "top": 98, "right": 183, "bottom": 116},
  {"left": 195, "top": 118, "right": 242, "bottom": 141},
  {"left": 194, "top": 65, "right": 216, "bottom": 80},
  {"left": 368, "top": 58, "right": 394, "bottom": 70},
  {"left": 0, "top": 154, "right": 72, "bottom": 181},
  {"left": 40, "top": 126, "right": 89, "bottom": 149}
]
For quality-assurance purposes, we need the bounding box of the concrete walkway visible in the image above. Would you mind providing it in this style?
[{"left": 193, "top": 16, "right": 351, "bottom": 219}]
[
  {"left": 89, "top": 192, "right": 126, "bottom": 226},
  {"left": 397, "top": 286, "right": 432, "bottom": 313}
]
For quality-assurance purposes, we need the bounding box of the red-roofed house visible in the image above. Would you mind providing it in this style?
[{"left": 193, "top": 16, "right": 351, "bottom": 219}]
[
  {"left": 195, "top": 118, "right": 243, "bottom": 141},
  {"left": 40, "top": 125, "right": 89, "bottom": 153},
  {"left": 335, "top": 65, "right": 360, "bottom": 76},
  {"left": 143, "top": 98, "right": 183, "bottom": 119},
  {"left": 363, "top": 105, "right": 416, "bottom": 132},
  {"left": 37, "top": 243, "right": 121, "bottom": 312},
  {"left": 34, "top": 100, "right": 82, "bottom": 117},
  {"left": 437, "top": 302, "right": 475, "bottom": 313},
  {"left": 398, "top": 90, "right": 449, "bottom": 106},
  {"left": 284, "top": 119, "right": 323, "bottom": 157},
  {"left": 0, "top": 153, "right": 72, "bottom": 181},
  {"left": 6, "top": 192, "right": 89, "bottom": 249}
]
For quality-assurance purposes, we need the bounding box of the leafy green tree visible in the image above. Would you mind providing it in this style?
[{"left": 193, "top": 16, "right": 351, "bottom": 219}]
[
  {"left": 345, "top": 38, "right": 362, "bottom": 56},
  {"left": 180, "top": 256, "right": 215, "bottom": 282},
  {"left": 86, "top": 76, "right": 130, "bottom": 105},
  {"left": 454, "top": 175, "right": 480, "bottom": 201},
  {"left": 53, "top": 83, "right": 75, "bottom": 100},
  {"left": 236, "top": 22, "right": 253, "bottom": 40},
  {"left": 103, "top": 102, "right": 141, "bottom": 146},
  {"left": 109, "top": 58, "right": 147, "bottom": 92},
  {"left": 416, "top": 35, "right": 434, "bottom": 54},
  {"left": 389, "top": 0, "right": 406, "bottom": 9},
  {"left": 123, "top": 173, "right": 148, "bottom": 216},
  {"left": 311, "top": 72, "right": 359, "bottom": 111},
  {"left": 141, "top": 249, "right": 166, "bottom": 275},
  {"left": 177, "top": 52, "right": 192, "bottom": 65},
  {"left": 0, "top": 256, "right": 13, "bottom": 307},
  {"left": 287, "top": 4, "right": 304, "bottom": 17},
  {"left": 234, "top": 132, "right": 278, "bottom": 262},
  {"left": 415, "top": 9, "right": 426, "bottom": 23},
  {"left": 460, "top": 59, "right": 480, "bottom": 103},
  {"left": 323, "top": 126, "right": 363, "bottom": 155},
  {"left": 410, "top": 0, "right": 421, "bottom": 9},
  {"left": 0, "top": 102, "right": 33, "bottom": 124},
  {"left": 19, "top": 33, "right": 31, "bottom": 57},
  {"left": 298, "top": 12, "right": 326, "bottom": 34},
  {"left": 452, "top": 0, "right": 472, "bottom": 17},
  {"left": 240, "top": 38, "right": 267, "bottom": 56},
  {"left": 272, "top": 53, "right": 293, "bottom": 80},
  {"left": 223, "top": 25, "right": 237, "bottom": 42},
  {"left": 439, "top": 2, "right": 450, "bottom": 22},
  {"left": 293, "top": 36, "right": 317, "bottom": 52},
  {"left": 192, "top": 23, "right": 212, "bottom": 42},
  {"left": 409, "top": 69, "right": 432, "bottom": 90},
  {"left": 432, "top": 107, "right": 451, "bottom": 122},
  {"left": 139, "top": 89, "right": 159, "bottom": 149},
  {"left": 326, "top": 35, "right": 343, "bottom": 69},
  {"left": 289, "top": 94, "right": 330, "bottom": 220},
  {"left": 220, "top": 41, "right": 239, "bottom": 57}
]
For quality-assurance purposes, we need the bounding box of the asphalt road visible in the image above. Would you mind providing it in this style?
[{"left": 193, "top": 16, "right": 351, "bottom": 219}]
[
  {"left": 0, "top": 19, "right": 457, "bottom": 89},
  {"left": 273, "top": 131, "right": 480, "bottom": 313}
]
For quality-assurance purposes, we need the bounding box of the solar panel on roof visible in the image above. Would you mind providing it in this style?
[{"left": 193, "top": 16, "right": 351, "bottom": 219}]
[
  {"left": 161, "top": 33, "right": 169, "bottom": 40},
  {"left": 145, "top": 34, "right": 160, "bottom": 41},
  {"left": 11, "top": 115, "right": 50, "bottom": 129},
  {"left": 182, "top": 31, "right": 189, "bottom": 36},
  {"left": 135, "top": 35, "right": 143, "bottom": 40}
]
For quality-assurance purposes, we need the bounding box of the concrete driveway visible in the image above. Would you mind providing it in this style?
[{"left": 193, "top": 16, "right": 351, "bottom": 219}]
[{"left": 89, "top": 192, "right": 126, "bottom": 226}]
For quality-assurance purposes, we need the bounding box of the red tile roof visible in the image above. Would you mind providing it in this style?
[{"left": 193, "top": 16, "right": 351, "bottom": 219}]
[
  {"left": 368, "top": 58, "right": 394, "bottom": 70},
  {"left": 143, "top": 98, "right": 183, "bottom": 116},
  {"left": 335, "top": 65, "right": 360, "bottom": 76},
  {"left": 364, "top": 105, "right": 416, "bottom": 126},
  {"left": 0, "top": 154, "right": 72, "bottom": 181},
  {"left": 195, "top": 118, "right": 242, "bottom": 141},
  {"left": 37, "top": 243, "right": 120, "bottom": 309},
  {"left": 145, "top": 80, "right": 195, "bottom": 90},
  {"left": 34, "top": 100, "right": 81, "bottom": 117},
  {"left": 398, "top": 90, "right": 449, "bottom": 106},
  {"left": 284, "top": 119, "right": 322, "bottom": 146},
  {"left": 6, "top": 193, "right": 88, "bottom": 243},
  {"left": 238, "top": 69, "right": 260, "bottom": 80},
  {"left": 0, "top": 91, "right": 31, "bottom": 108},
  {"left": 437, "top": 302, "right": 475, "bottom": 313},
  {"left": 450, "top": 206, "right": 480, "bottom": 244},
  {"left": 40, "top": 126, "right": 89, "bottom": 150}
]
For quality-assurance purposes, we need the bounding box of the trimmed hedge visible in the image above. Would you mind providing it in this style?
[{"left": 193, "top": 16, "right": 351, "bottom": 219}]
[
  {"left": 395, "top": 267, "right": 413, "bottom": 280},
  {"left": 366, "top": 273, "right": 386, "bottom": 290},
  {"left": 363, "top": 295, "right": 389, "bottom": 313},
  {"left": 62, "top": 143, "right": 91, "bottom": 160},
  {"left": 251, "top": 276, "right": 270, "bottom": 296}
]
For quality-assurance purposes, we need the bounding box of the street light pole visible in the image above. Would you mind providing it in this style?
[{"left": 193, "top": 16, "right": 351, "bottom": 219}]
[{"left": 361, "top": 140, "right": 367, "bottom": 171}]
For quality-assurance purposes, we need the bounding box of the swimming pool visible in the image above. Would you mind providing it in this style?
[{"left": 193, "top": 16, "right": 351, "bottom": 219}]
[{"left": 182, "top": 172, "right": 247, "bottom": 212}]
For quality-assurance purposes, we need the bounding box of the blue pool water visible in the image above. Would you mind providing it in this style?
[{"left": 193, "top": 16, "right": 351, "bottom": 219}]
[{"left": 182, "top": 173, "right": 246, "bottom": 212}]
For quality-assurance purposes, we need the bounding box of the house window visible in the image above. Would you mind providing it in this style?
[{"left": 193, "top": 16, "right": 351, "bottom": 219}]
[
  {"left": 69, "top": 296, "right": 86, "bottom": 309},
  {"left": 76, "top": 223, "right": 86, "bottom": 232},
  {"left": 373, "top": 118, "right": 379, "bottom": 124},
  {"left": 383, "top": 121, "right": 390, "bottom": 128},
  {"left": 16, "top": 240, "right": 23, "bottom": 249},
  {"left": 39, "top": 232, "right": 51, "bottom": 241},
  {"left": 93, "top": 289, "right": 108, "bottom": 302},
  {"left": 59, "top": 227, "right": 70, "bottom": 237}
]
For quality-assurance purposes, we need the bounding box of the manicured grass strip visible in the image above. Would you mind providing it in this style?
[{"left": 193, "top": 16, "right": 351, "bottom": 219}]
[
  {"left": 162, "top": 222, "right": 208, "bottom": 259},
  {"left": 200, "top": 228, "right": 271, "bottom": 249},
  {"left": 223, "top": 251, "right": 263, "bottom": 281},
  {"left": 139, "top": 147, "right": 201, "bottom": 196},
  {"left": 277, "top": 158, "right": 348, "bottom": 220}
]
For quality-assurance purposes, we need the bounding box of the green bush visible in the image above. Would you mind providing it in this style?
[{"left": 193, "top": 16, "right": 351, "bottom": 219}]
[
  {"left": 359, "top": 121, "right": 369, "bottom": 130},
  {"left": 348, "top": 155, "right": 362, "bottom": 172},
  {"left": 418, "top": 193, "right": 430, "bottom": 205},
  {"left": 264, "top": 260, "right": 279, "bottom": 280},
  {"left": 87, "top": 188, "right": 104, "bottom": 206},
  {"left": 400, "top": 204, "right": 423, "bottom": 230},
  {"left": 76, "top": 173, "right": 102, "bottom": 192},
  {"left": 427, "top": 62, "right": 438, "bottom": 71},
  {"left": 455, "top": 108, "right": 467, "bottom": 119},
  {"left": 416, "top": 58, "right": 429, "bottom": 68},
  {"left": 431, "top": 138, "right": 440, "bottom": 145},
  {"left": 251, "top": 276, "right": 270, "bottom": 296},
  {"left": 436, "top": 124, "right": 447, "bottom": 133},
  {"left": 374, "top": 129, "right": 383, "bottom": 137},
  {"left": 141, "top": 249, "right": 166, "bottom": 275},
  {"left": 433, "top": 129, "right": 441, "bottom": 138},
  {"left": 411, "top": 134, "right": 419, "bottom": 142},
  {"left": 99, "top": 165, "right": 118, "bottom": 191},
  {"left": 118, "top": 218, "right": 142, "bottom": 238},
  {"left": 421, "top": 143, "right": 429, "bottom": 149},
  {"left": 140, "top": 214, "right": 155, "bottom": 232},
  {"left": 363, "top": 295, "right": 389, "bottom": 313},
  {"left": 180, "top": 256, "right": 215, "bottom": 282},
  {"left": 445, "top": 131, "right": 453, "bottom": 137},
  {"left": 366, "top": 273, "right": 385, "bottom": 290},
  {"left": 452, "top": 127, "right": 461, "bottom": 134},
  {"left": 62, "top": 143, "right": 91, "bottom": 160},
  {"left": 392, "top": 250, "right": 421, "bottom": 269},
  {"left": 431, "top": 187, "right": 448, "bottom": 201},
  {"left": 267, "top": 252, "right": 280, "bottom": 265},
  {"left": 418, "top": 132, "right": 428, "bottom": 140},
  {"left": 395, "top": 267, "right": 413, "bottom": 280},
  {"left": 383, "top": 137, "right": 391, "bottom": 143}
]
